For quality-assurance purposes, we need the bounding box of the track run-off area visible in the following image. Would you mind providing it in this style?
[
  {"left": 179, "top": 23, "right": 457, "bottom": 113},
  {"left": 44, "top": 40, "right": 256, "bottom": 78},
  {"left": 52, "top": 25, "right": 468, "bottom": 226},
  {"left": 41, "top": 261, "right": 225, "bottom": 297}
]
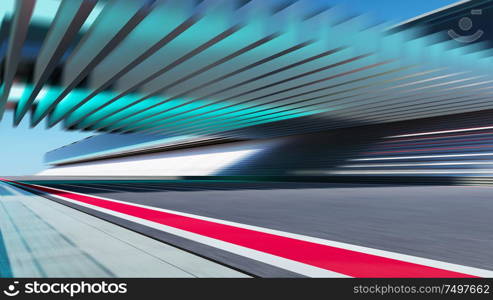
[{"left": 2, "top": 178, "right": 493, "bottom": 278}]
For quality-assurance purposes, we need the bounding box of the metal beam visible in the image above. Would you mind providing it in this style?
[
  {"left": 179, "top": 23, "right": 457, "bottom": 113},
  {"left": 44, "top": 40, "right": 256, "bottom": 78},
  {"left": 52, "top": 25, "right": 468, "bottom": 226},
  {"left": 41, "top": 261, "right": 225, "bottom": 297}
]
[
  {"left": 13, "top": 0, "right": 98, "bottom": 125},
  {"left": 0, "top": 0, "right": 35, "bottom": 120}
]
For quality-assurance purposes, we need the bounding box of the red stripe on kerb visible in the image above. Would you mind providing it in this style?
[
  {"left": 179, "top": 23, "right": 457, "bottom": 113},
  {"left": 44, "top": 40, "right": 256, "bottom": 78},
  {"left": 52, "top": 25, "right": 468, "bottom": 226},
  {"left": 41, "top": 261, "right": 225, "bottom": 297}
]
[{"left": 6, "top": 180, "right": 476, "bottom": 278}]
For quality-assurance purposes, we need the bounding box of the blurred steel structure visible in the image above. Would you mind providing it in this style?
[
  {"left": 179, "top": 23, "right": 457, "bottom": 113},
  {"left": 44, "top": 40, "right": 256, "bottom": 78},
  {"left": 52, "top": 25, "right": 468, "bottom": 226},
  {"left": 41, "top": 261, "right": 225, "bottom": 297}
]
[{"left": 0, "top": 0, "right": 492, "bottom": 140}]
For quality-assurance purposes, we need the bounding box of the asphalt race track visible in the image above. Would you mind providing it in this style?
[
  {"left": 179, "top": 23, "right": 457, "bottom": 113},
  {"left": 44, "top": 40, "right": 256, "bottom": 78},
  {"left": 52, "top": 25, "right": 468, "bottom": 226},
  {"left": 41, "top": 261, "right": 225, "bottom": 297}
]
[{"left": 7, "top": 180, "right": 492, "bottom": 277}]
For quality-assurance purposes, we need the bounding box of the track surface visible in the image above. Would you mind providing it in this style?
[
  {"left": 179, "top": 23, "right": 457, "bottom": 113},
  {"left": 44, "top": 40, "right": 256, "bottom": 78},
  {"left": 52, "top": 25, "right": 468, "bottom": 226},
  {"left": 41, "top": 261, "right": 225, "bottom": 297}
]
[{"left": 18, "top": 180, "right": 492, "bottom": 276}]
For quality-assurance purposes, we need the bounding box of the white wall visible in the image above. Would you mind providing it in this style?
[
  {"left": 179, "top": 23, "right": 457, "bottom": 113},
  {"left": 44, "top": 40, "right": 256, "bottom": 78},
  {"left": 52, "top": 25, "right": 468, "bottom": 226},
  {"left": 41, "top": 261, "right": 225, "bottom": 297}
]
[{"left": 39, "top": 142, "right": 265, "bottom": 176}]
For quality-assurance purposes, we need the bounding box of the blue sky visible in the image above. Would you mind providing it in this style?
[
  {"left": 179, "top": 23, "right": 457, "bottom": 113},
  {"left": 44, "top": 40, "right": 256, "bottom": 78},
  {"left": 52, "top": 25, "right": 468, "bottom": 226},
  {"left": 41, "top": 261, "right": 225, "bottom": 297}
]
[
  {"left": 0, "top": 112, "right": 90, "bottom": 176},
  {"left": 0, "top": 0, "right": 461, "bottom": 176}
]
